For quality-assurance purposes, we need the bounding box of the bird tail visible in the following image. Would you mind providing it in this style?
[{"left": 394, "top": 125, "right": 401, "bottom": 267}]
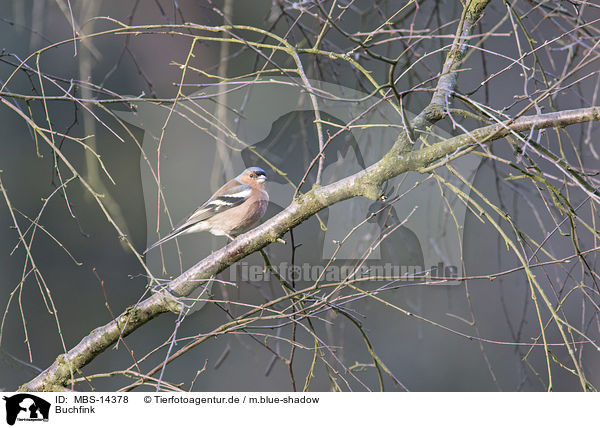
[{"left": 143, "top": 228, "right": 184, "bottom": 254}]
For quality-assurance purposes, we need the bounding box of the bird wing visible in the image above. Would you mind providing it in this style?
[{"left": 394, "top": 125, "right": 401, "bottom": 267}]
[
  {"left": 185, "top": 181, "right": 251, "bottom": 224},
  {"left": 143, "top": 181, "right": 251, "bottom": 253}
]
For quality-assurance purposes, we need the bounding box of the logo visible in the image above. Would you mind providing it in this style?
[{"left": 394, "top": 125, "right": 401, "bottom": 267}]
[
  {"left": 116, "top": 77, "right": 479, "bottom": 312},
  {"left": 3, "top": 394, "right": 50, "bottom": 425}
]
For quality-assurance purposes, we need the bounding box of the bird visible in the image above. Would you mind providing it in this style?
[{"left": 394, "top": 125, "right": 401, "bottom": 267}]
[{"left": 144, "top": 167, "right": 269, "bottom": 254}]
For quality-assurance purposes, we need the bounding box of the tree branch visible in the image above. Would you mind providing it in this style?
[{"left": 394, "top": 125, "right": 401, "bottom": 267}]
[
  {"left": 393, "top": 0, "right": 491, "bottom": 154},
  {"left": 20, "top": 105, "right": 600, "bottom": 391}
]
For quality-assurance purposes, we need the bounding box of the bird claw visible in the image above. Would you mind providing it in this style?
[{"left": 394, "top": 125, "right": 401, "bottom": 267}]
[{"left": 276, "top": 238, "right": 286, "bottom": 244}]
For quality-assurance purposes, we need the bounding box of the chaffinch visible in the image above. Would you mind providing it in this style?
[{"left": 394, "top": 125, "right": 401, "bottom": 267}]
[{"left": 144, "top": 167, "right": 269, "bottom": 254}]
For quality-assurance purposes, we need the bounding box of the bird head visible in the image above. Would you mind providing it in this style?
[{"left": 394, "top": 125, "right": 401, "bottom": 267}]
[{"left": 238, "top": 167, "right": 267, "bottom": 186}]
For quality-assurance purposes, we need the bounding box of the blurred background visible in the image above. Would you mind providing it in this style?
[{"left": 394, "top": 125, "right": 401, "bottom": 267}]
[{"left": 0, "top": 0, "right": 599, "bottom": 391}]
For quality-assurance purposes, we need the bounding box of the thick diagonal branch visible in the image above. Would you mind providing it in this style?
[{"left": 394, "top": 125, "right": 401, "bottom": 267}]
[{"left": 20, "top": 105, "right": 600, "bottom": 391}]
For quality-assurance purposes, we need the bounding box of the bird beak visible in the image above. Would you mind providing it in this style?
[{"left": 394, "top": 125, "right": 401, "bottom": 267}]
[{"left": 256, "top": 175, "right": 266, "bottom": 183}]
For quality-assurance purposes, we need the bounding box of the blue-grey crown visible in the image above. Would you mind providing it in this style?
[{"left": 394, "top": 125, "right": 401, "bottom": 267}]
[{"left": 244, "top": 167, "right": 267, "bottom": 177}]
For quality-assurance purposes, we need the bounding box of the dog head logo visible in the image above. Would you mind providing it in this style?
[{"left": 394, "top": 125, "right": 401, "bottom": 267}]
[{"left": 3, "top": 394, "right": 50, "bottom": 425}]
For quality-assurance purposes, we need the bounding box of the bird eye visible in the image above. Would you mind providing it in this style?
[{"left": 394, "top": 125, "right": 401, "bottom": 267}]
[{"left": 249, "top": 173, "right": 255, "bottom": 178}]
